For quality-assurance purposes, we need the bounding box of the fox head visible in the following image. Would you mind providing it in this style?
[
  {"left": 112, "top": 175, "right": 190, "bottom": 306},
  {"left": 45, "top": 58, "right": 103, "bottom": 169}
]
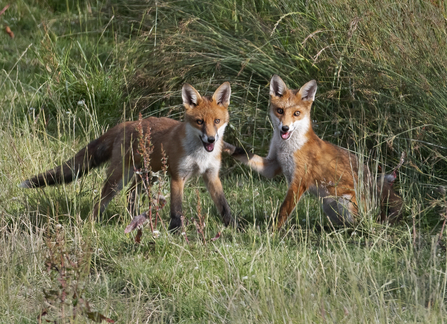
[
  {"left": 269, "top": 75, "right": 317, "bottom": 142},
  {"left": 182, "top": 82, "right": 231, "bottom": 152}
]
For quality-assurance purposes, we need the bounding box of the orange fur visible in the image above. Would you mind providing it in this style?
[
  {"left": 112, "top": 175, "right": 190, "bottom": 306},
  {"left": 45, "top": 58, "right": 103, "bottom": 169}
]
[
  {"left": 226, "top": 75, "right": 402, "bottom": 229},
  {"left": 22, "top": 82, "right": 234, "bottom": 231}
]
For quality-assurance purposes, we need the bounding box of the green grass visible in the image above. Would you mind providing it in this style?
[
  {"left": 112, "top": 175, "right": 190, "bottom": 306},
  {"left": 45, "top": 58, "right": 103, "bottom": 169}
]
[{"left": 1, "top": 0, "right": 447, "bottom": 322}]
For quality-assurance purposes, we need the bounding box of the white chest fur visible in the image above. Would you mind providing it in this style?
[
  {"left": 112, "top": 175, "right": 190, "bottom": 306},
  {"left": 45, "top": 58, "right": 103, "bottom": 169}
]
[
  {"left": 269, "top": 116, "right": 310, "bottom": 184},
  {"left": 178, "top": 123, "right": 225, "bottom": 180},
  {"left": 275, "top": 137, "right": 296, "bottom": 184}
]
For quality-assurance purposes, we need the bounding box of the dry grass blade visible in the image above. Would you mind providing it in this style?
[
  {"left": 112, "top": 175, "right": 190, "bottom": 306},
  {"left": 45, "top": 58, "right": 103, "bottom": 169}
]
[{"left": 0, "top": 4, "right": 9, "bottom": 16}]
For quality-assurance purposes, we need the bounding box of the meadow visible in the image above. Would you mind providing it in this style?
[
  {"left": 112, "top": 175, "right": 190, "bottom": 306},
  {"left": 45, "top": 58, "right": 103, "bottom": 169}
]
[{"left": 0, "top": 0, "right": 446, "bottom": 322}]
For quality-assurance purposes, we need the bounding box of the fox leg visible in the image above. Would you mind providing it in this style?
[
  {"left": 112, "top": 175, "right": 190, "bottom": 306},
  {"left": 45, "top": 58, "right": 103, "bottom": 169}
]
[
  {"left": 93, "top": 166, "right": 134, "bottom": 218},
  {"left": 276, "top": 183, "right": 306, "bottom": 230},
  {"left": 322, "top": 196, "right": 356, "bottom": 225},
  {"left": 202, "top": 171, "right": 234, "bottom": 227},
  {"left": 168, "top": 177, "right": 185, "bottom": 231},
  {"left": 225, "top": 143, "right": 282, "bottom": 179}
]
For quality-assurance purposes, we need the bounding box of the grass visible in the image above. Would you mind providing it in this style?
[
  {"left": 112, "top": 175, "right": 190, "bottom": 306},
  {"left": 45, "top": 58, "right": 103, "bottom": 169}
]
[{"left": 1, "top": 0, "right": 446, "bottom": 322}]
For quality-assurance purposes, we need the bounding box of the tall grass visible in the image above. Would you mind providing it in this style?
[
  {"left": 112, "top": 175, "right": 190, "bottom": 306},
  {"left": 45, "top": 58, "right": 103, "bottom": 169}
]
[{"left": 1, "top": 209, "right": 446, "bottom": 322}]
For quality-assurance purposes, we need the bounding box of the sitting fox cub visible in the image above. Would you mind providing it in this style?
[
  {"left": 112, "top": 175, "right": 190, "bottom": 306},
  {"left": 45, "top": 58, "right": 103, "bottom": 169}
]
[
  {"left": 225, "top": 75, "right": 402, "bottom": 229},
  {"left": 21, "top": 82, "right": 235, "bottom": 231}
]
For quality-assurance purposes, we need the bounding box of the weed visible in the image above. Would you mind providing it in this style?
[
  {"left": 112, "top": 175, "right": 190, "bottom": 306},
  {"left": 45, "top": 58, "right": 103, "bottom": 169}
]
[{"left": 39, "top": 222, "right": 114, "bottom": 323}]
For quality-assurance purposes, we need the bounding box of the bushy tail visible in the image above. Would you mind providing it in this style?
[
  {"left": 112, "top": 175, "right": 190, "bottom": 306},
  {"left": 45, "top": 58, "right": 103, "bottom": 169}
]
[{"left": 20, "top": 134, "right": 114, "bottom": 188}]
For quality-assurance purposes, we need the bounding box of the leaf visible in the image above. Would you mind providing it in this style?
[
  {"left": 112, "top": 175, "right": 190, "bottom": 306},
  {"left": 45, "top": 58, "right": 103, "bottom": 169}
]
[
  {"left": 155, "top": 194, "right": 167, "bottom": 210},
  {"left": 124, "top": 213, "right": 147, "bottom": 233},
  {"left": 0, "top": 4, "right": 10, "bottom": 16},
  {"left": 5, "top": 25, "right": 14, "bottom": 38},
  {"left": 211, "top": 231, "right": 221, "bottom": 241}
]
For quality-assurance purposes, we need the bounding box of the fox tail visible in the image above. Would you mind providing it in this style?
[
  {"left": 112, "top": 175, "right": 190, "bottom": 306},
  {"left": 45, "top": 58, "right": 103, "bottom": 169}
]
[{"left": 20, "top": 135, "right": 113, "bottom": 188}]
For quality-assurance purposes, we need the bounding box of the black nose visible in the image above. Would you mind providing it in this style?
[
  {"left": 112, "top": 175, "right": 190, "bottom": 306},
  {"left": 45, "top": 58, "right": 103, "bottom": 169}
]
[
  {"left": 208, "top": 136, "right": 215, "bottom": 143},
  {"left": 281, "top": 125, "right": 289, "bottom": 132}
]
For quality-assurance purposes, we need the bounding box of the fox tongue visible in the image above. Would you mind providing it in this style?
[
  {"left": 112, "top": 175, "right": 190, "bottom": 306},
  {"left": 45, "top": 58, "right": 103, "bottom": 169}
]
[
  {"left": 281, "top": 132, "right": 290, "bottom": 140},
  {"left": 204, "top": 142, "right": 215, "bottom": 152}
]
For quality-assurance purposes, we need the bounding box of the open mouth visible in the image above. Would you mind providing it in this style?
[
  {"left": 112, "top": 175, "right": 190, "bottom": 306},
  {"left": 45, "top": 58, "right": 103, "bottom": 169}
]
[
  {"left": 280, "top": 131, "right": 291, "bottom": 140},
  {"left": 202, "top": 141, "right": 215, "bottom": 152}
]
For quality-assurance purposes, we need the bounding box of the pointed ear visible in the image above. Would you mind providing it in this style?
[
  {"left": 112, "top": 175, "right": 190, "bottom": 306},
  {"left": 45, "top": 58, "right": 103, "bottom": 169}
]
[
  {"left": 270, "top": 75, "right": 288, "bottom": 97},
  {"left": 182, "top": 84, "right": 202, "bottom": 109},
  {"left": 212, "top": 82, "right": 231, "bottom": 108},
  {"left": 298, "top": 80, "right": 317, "bottom": 102}
]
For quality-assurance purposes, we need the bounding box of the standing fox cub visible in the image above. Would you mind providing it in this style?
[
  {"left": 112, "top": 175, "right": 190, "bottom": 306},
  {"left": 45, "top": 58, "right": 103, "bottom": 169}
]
[
  {"left": 21, "top": 82, "right": 235, "bottom": 231},
  {"left": 225, "top": 75, "right": 402, "bottom": 229}
]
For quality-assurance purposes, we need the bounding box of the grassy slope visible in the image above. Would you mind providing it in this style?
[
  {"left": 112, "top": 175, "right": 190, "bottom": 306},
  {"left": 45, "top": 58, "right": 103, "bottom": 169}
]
[{"left": 0, "top": 0, "right": 446, "bottom": 322}]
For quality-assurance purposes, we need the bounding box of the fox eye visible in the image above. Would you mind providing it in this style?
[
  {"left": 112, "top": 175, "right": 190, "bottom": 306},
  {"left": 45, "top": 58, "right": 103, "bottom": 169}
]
[
  {"left": 197, "top": 119, "right": 204, "bottom": 125},
  {"left": 294, "top": 111, "right": 300, "bottom": 117},
  {"left": 277, "top": 108, "right": 284, "bottom": 114},
  {"left": 214, "top": 119, "right": 220, "bottom": 124}
]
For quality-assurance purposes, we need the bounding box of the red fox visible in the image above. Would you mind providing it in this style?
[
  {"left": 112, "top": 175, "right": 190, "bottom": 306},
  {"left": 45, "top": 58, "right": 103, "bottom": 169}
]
[
  {"left": 21, "top": 82, "right": 235, "bottom": 231},
  {"left": 225, "top": 75, "right": 403, "bottom": 229}
]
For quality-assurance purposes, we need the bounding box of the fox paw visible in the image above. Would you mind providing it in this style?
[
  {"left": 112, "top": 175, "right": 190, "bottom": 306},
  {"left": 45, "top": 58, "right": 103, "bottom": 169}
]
[
  {"left": 168, "top": 216, "right": 183, "bottom": 233},
  {"left": 222, "top": 141, "right": 236, "bottom": 155}
]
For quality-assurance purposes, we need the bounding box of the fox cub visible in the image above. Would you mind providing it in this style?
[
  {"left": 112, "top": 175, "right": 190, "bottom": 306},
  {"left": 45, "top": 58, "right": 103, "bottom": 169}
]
[
  {"left": 225, "top": 75, "right": 402, "bottom": 229},
  {"left": 22, "top": 82, "right": 235, "bottom": 231}
]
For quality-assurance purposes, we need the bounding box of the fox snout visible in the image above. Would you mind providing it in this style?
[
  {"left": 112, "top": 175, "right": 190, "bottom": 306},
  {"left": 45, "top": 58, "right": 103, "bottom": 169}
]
[
  {"left": 206, "top": 135, "right": 215, "bottom": 143},
  {"left": 201, "top": 132, "right": 218, "bottom": 152},
  {"left": 279, "top": 124, "right": 292, "bottom": 140},
  {"left": 280, "top": 125, "right": 291, "bottom": 140}
]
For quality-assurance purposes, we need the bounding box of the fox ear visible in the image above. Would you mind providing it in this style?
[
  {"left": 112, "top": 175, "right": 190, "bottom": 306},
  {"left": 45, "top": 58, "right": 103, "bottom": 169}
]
[
  {"left": 298, "top": 80, "right": 317, "bottom": 102},
  {"left": 182, "top": 84, "right": 202, "bottom": 109},
  {"left": 212, "top": 82, "right": 231, "bottom": 108},
  {"left": 270, "top": 75, "right": 288, "bottom": 97}
]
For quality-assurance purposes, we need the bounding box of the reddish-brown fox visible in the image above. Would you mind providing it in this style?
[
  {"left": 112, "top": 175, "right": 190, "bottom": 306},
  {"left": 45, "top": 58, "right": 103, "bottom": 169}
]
[
  {"left": 225, "top": 75, "right": 402, "bottom": 229},
  {"left": 21, "top": 82, "right": 235, "bottom": 231}
]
